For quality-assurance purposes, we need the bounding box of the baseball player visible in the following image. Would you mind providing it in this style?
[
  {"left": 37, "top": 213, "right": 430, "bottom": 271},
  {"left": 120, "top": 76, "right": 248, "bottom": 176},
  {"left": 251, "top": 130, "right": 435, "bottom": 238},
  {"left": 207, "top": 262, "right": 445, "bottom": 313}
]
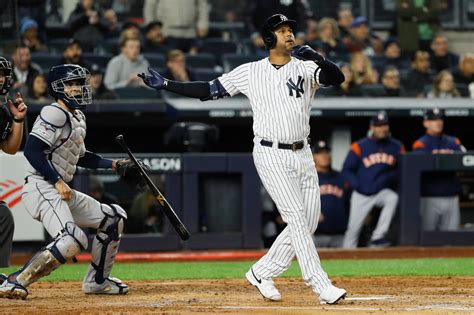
[
  {"left": 0, "top": 56, "right": 27, "bottom": 271},
  {"left": 342, "top": 112, "right": 405, "bottom": 248},
  {"left": 413, "top": 108, "right": 465, "bottom": 230},
  {"left": 312, "top": 141, "right": 350, "bottom": 248},
  {"left": 0, "top": 64, "right": 141, "bottom": 300},
  {"left": 138, "top": 14, "right": 347, "bottom": 304}
]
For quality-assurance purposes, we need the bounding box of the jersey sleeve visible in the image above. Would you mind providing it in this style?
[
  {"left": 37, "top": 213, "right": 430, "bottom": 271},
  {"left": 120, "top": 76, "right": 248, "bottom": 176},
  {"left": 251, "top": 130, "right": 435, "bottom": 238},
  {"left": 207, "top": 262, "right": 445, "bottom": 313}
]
[
  {"left": 30, "top": 106, "right": 67, "bottom": 147},
  {"left": 304, "top": 60, "right": 321, "bottom": 90},
  {"left": 217, "top": 63, "right": 250, "bottom": 97}
]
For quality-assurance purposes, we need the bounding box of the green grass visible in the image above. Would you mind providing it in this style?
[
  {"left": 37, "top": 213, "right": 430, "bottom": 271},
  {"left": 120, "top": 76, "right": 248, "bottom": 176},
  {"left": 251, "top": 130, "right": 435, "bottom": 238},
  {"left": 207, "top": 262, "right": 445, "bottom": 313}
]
[{"left": 1, "top": 258, "right": 474, "bottom": 282}]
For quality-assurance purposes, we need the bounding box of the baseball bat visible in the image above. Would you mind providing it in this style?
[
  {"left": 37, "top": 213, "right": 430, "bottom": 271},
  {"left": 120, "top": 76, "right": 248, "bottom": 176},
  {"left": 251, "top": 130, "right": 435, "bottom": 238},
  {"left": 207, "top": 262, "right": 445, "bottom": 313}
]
[{"left": 115, "top": 135, "right": 190, "bottom": 240}]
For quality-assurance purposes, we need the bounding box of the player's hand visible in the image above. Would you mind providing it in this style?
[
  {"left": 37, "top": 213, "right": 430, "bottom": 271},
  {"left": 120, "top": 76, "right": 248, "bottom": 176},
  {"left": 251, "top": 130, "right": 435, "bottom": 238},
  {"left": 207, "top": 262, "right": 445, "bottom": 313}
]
[
  {"left": 55, "top": 179, "right": 73, "bottom": 201},
  {"left": 291, "top": 45, "right": 325, "bottom": 64},
  {"left": 8, "top": 92, "right": 27, "bottom": 122},
  {"left": 137, "top": 67, "right": 168, "bottom": 90}
]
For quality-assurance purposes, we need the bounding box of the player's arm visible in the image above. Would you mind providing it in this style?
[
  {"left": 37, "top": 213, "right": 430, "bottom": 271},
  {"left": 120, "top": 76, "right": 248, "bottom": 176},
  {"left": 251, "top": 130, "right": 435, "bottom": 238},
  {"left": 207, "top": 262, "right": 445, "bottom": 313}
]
[
  {"left": 24, "top": 135, "right": 61, "bottom": 184},
  {"left": 77, "top": 151, "right": 117, "bottom": 170},
  {"left": 0, "top": 93, "right": 27, "bottom": 154}
]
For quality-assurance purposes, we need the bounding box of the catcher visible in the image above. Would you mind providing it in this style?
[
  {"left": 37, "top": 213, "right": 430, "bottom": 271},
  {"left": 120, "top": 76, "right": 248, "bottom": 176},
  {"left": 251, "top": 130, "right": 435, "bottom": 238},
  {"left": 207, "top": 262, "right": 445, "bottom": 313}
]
[{"left": 0, "top": 64, "right": 147, "bottom": 300}]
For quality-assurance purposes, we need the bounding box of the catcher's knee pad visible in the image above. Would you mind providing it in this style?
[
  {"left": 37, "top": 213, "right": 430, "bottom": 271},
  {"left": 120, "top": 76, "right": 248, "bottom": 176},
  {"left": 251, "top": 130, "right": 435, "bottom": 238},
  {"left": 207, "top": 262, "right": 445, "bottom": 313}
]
[
  {"left": 86, "top": 204, "right": 127, "bottom": 284},
  {"left": 14, "top": 222, "right": 87, "bottom": 287}
]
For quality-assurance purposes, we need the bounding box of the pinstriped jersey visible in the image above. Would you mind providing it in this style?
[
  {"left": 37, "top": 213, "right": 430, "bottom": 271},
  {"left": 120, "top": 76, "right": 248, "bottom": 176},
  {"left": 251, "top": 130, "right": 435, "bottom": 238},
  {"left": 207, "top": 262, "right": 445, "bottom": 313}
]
[{"left": 217, "top": 57, "right": 321, "bottom": 142}]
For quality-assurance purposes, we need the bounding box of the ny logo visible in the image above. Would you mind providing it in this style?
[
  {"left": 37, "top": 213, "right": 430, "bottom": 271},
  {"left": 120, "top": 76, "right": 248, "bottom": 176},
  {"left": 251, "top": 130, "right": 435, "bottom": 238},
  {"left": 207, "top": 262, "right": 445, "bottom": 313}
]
[{"left": 286, "top": 76, "right": 304, "bottom": 98}]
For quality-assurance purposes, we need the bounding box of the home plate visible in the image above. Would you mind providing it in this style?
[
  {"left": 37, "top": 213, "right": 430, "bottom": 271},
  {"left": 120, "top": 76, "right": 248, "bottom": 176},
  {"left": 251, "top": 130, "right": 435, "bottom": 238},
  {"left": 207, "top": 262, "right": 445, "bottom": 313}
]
[{"left": 347, "top": 295, "right": 394, "bottom": 301}]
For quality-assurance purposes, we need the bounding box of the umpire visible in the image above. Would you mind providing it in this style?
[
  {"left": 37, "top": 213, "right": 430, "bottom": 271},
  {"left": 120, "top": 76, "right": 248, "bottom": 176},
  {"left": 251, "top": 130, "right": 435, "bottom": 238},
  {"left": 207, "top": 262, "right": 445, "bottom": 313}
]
[{"left": 0, "top": 56, "right": 27, "bottom": 268}]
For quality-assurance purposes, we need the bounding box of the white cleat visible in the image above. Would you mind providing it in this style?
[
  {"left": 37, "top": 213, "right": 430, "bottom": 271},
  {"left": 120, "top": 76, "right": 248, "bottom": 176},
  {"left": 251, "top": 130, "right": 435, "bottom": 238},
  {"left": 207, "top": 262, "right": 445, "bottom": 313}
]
[
  {"left": 83, "top": 277, "right": 129, "bottom": 295},
  {"left": 319, "top": 285, "right": 347, "bottom": 304},
  {"left": 245, "top": 268, "right": 281, "bottom": 301},
  {"left": 0, "top": 280, "right": 28, "bottom": 300}
]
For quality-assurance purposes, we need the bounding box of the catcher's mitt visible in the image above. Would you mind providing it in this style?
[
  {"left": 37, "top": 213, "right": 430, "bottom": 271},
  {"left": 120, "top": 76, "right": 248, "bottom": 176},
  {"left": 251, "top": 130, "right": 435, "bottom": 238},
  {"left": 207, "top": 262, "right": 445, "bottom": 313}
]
[{"left": 115, "top": 159, "right": 151, "bottom": 188}]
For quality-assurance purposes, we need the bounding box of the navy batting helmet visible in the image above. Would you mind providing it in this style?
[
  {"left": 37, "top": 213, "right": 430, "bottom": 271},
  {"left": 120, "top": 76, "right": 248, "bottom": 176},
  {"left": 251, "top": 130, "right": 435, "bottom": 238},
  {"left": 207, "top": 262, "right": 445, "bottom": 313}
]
[
  {"left": 261, "top": 14, "right": 297, "bottom": 50},
  {"left": 48, "top": 64, "right": 92, "bottom": 109},
  {"left": 0, "top": 56, "right": 13, "bottom": 96}
]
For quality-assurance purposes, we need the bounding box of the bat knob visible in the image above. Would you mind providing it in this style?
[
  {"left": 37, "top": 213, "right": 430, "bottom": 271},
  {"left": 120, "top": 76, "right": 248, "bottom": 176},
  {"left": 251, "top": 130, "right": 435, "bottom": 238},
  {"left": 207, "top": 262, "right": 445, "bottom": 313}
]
[{"left": 115, "top": 135, "right": 124, "bottom": 142}]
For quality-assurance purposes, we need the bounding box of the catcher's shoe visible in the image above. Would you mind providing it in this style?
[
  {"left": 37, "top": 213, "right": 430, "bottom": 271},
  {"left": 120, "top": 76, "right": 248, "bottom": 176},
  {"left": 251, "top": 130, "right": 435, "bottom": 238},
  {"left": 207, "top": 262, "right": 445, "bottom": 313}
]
[
  {"left": 319, "top": 285, "right": 346, "bottom": 304},
  {"left": 83, "top": 277, "right": 129, "bottom": 295},
  {"left": 0, "top": 280, "right": 28, "bottom": 300},
  {"left": 245, "top": 268, "right": 281, "bottom": 301}
]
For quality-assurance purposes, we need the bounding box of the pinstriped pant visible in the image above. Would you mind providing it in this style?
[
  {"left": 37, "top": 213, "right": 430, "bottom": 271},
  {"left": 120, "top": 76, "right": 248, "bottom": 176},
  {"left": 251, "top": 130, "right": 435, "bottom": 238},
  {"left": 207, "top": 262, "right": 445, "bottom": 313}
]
[{"left": 251, "top": 138, "right": 332, "bottom": 294}]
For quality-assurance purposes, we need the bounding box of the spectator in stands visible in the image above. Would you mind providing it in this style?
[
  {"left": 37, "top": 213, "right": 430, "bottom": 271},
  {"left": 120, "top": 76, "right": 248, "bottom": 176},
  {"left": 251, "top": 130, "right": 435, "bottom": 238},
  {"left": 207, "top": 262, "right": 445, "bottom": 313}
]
[
  {"left": 11, "top": 45, "right": 41, "bottom": 94},
  {"left": 104, "top": 37, "right": 150, "bottom": 90},
  {"left": 412, "top": 108, "right": 465, "bottom": 231},
  {"left": 451, "top": 53, "right": 474, "bottom": 89},
  {"left": 402, "top": 50, "right": 433, "bottom": 97},
  {"left": 337, "top": 7, "right": 353, "bottom": 38},
  {"left": 378, "top": 37, "right": 410, "bottom": 72},
  {"left": 19, "top": 17, "right": 46, "bottom": 53},
  {"left": 395, "top": 0, "right": 441, "bottom": 53},
  {"left": 342, "top": 16, "right": 383, "bottom": 57},
  {"left": 17, "top": 0, "right": 47, "bottom": 41},
  {"left": 89, "top": 64, "right": 117, "bottom": 100},
  {"left": 103, "top": 8, "right": 122, "bottom": 39},
  {"left": 379, "top": 66, "right": 406, "bottom": 97},
  {"left": 427, "top": 70, "right": 460, "bottom": 98},
  {"left": 312, "top": 141, "right": 350, "bottom": 248},
  {"left": 163, "top": 49, "right": 196, "bottom": 82},
  {"left": 319, "top": 63, "right": 362, "bottom": 97},
  {"left": 143, "top": 21, "right": 168, "bottom": 54},
  {"left": 59, "top": 39, "right": 91, "bottom": 70},
  {"left": 311, "top": 18, "right": 348, "bottom": 61},
  {"left": 26, "top": 73, "right": 49, "bottom": 102},
  {"left": 88, "top": 175, "right": 119, "bottom": 205},
  {"left": 305, "top": 15, "right": 319, "bottom": 42},
  {"left": 342, "top": 112, "right": 405, "bottom": 248},
  {"left": 349, "top": 52, "right": 378, "bottom": 86},
  {"left": 121, "top": 21, "right": 142, "bottom": 42},
  {"left": 68, "top": 0, "right": 110, "bottom": 52},
  {"left": 429, "top": 34, "right": 459, "bottom": 73},
  {"left": 129, "top": 185, "right": 165, "bottom": 234},
  {"left": 144, "top": 0, "right": 210, "bottom": 53}
]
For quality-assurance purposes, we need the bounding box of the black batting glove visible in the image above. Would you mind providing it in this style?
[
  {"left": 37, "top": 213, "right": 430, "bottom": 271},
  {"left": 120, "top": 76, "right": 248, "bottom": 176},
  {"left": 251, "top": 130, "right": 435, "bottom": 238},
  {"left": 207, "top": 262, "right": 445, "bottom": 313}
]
[{"left": 291, "top": 45, "right": 325, "bottom": 64}]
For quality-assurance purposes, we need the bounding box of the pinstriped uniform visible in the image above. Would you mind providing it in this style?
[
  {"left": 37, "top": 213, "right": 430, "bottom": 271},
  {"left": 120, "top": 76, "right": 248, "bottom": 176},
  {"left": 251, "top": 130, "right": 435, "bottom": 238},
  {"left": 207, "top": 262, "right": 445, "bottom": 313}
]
[{"left": 218, "top": 57, "right": 332, "bottom": 294}]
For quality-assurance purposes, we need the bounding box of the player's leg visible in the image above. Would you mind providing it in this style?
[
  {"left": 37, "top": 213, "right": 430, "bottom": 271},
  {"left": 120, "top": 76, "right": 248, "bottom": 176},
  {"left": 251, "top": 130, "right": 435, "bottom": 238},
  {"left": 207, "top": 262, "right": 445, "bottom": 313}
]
[
  {"left": 0, "top": 179, "right": 86, "bottom": 300},
  {"left": 68, "top": 191, "right": 128, "bottom": 294},
  {"left": 371, "top": 188, "right": 398, "bottom": 244},
  {"left": 420, "top": 197, "right": 439, "bottom": 231},
  {"left": 0, "top": 201, "right": 14, "bottom": 268},
  {"left": 439, "top": 196, "right": 460, "bottom": 231},
  {"left": 343, "top": 192, "right": 376, "bottom": 248}
]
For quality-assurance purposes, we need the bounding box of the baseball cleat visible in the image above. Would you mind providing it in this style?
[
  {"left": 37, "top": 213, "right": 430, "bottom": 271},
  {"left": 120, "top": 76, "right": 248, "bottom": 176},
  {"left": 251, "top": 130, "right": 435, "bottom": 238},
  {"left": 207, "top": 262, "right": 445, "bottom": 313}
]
[
  {"left": 83, "top": 277, "right": 129, "bottom": 295},
  {"left": 0, "top": 280, "right": 28, "bottom": 300},
  {"left": 319, "top": 285, "right": 346, "bottom": 304},
  {"left": 245, "top": 268, "right": 281, "bottom": 301}
]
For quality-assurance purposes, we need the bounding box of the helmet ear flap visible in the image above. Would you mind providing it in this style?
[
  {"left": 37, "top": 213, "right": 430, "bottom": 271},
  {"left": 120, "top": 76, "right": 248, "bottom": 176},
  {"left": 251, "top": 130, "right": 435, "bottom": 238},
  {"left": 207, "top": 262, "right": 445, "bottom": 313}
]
[{"left": 262, "top": 25, "right": 276, "bottom": 50}]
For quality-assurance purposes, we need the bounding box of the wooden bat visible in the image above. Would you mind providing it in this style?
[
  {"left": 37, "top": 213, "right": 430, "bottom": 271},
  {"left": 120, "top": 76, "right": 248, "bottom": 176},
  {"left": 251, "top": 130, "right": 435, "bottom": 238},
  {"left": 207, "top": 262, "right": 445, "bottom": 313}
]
[{"left": 115, "top": 134, "right": 190, "bottom": 240}]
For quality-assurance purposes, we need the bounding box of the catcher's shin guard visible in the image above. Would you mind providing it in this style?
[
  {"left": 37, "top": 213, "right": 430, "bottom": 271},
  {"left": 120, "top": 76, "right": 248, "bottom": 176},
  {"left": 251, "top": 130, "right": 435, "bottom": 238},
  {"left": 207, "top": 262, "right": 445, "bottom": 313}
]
[
  {"left": 13, "top": 222, "right": 88, "bottom": 287},
  {"left": 84, "top": 204, "right": 127, "bottom": 285}
]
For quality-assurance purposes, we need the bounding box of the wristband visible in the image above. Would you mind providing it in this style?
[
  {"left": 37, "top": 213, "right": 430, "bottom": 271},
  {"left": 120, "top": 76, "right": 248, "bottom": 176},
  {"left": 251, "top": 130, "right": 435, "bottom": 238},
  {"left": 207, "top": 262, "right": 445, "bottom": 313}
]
[{"left": 13, "top": 117, "right": 25, "bottom": 123}]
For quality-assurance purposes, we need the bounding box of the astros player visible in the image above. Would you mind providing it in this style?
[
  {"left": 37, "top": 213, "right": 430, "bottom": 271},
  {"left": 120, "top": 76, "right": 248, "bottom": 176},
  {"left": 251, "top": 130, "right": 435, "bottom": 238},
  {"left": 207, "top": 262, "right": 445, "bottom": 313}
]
[
  {"left": 0, "top": 56, "right": 27, "bottom": 270},
  {"left": 413, "top": 108, "right": 466, "bottom": 230},
  {"left": 342, "top": 112, "right": 405, "bottom": 248},
  {"left": 138, "top": 14, "right": 347, "bottom": 304},
  {"left": 0, "top": 64, "right": 128, "bottom": 299}
]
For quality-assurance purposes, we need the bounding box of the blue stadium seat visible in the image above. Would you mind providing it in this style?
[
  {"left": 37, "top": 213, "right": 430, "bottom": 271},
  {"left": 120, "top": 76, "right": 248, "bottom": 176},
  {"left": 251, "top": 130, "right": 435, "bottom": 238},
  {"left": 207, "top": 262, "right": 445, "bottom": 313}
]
[
  {"left": 47, "top": 38, "right": 70, "bottom": 54},
  {"left": 185, "top": 53, "right": 216, "bottom": 68},
  {"left": 83, "top": 53, "right": 112, "bottom": 69},
  {"left": 194, "top": 68, "right": 223, "bottom": 81},
  {"left": 143, "top": 53, "right": 166, "bottom": 68},
  {"left": 114, "top": 87, "right": 158, "bottom": 99},
  {"left": 31, "top": 53, "right": 61, "bottom": 72},
  {"left": 200, "top": 38, "right": 238, "bottom": 56},
  {"left": 222, "top": 54, "right": 260, "bottom": 72}
]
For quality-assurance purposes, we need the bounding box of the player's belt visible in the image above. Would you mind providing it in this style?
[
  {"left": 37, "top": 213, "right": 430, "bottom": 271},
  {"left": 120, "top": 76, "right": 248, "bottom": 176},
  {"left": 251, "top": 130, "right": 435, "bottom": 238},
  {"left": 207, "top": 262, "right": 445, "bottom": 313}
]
[{"left": 260, "top": 138, "right": 310, "bottom": 151}]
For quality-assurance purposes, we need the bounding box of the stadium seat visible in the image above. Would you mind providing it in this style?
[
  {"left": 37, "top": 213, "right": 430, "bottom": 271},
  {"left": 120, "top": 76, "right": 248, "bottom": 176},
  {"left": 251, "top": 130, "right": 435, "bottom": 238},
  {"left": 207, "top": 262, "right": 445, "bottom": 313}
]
[
  {"left": 31, "top": 53, "right": 61, "bottom": 72},
  {"left": 222, "top": 54, "right": 260, "bottom": 72},
  {"left": 83, "top": 53, "right": 112, "bottom": 69},
  {"left": 114, "top": 87, "right": 158, "bottom": 99},
  {"left": 185, "top": 53, "right": 216, "bottom": 69},
  {"left": 360, "top": 84, "right": 386, "bottom": 97},
  {"left": 199, "top": 38, "right": 238, "bottom": 56},
  {"left": 47, "top": 38, "right": 70, "bottom": 54},
  {"left": 194, "top": 68, "right": 223, "bottom": 81},
  {"left": 143, "top": 53, "right": 166, "bottom": 68}
]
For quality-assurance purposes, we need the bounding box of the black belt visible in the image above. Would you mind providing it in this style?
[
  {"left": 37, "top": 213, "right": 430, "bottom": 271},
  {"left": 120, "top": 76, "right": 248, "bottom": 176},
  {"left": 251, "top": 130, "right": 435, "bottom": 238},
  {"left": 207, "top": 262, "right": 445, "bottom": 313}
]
[{"left": 260, "top": 138, "right": 310, "bottom": 151}]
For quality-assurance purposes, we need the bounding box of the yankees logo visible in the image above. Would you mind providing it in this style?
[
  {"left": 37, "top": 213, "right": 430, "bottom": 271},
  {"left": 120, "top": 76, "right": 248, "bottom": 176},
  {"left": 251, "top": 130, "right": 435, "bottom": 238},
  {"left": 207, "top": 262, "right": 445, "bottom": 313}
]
[{"left": 286, "top": 75, "right": 304, "bottom": 98}]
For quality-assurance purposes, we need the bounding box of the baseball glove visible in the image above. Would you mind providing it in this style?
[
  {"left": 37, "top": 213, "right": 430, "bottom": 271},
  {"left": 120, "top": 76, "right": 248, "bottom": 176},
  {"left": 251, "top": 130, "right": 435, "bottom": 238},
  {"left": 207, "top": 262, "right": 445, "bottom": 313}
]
[{"left": 115, "top": 159, "right": 151, "bottom": 188}]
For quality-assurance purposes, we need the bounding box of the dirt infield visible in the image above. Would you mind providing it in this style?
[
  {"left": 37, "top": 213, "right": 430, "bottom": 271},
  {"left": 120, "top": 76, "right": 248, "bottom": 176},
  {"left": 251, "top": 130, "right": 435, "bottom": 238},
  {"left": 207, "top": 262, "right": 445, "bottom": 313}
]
[{"left": 2, "top": 276, "right": 473, "bottom": 314}]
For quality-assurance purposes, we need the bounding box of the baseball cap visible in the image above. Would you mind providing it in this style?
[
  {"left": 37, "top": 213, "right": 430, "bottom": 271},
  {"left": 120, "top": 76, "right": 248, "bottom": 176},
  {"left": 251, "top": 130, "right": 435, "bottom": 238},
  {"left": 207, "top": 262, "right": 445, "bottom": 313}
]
[
  {"left": 370, "top": 111, "right": 389, "bottom": 126},
  {"left": 383, "top": 36, "right": 398, "bottom": 51},
  {"left": 351, "top": 16, "right": 368, "bottom": 28},
  {"left": 64, "top": 38, "right": 81, "bottom": 50},
  {"left": 311, "top": 140, "right": 331, "bottom": 154},
  {"left": 20, "top": 18, "right": 38, "bottom": 34},
  {"left": 424, "top": 108, "right": 443, "bottom": 120}
]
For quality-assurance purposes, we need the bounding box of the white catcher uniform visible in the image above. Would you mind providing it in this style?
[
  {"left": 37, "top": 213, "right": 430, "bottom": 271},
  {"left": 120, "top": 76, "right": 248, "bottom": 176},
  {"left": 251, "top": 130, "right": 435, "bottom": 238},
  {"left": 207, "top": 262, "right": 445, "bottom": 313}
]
[{"left": 218, "top": 57, "right": 334, "bottom": 296}]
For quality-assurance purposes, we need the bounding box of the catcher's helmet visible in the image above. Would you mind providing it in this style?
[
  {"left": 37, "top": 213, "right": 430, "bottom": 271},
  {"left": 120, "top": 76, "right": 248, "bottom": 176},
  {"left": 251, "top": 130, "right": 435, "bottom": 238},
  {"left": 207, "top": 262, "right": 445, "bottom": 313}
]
[
  {"left": 0, "top": 56, "right": 13, "bottom": 96},
  {"left": 48, "top": 64, "right": 92, "bottom": 109},
  {"left": 261, "top": 14, "right": 297, "bottom": 50}
]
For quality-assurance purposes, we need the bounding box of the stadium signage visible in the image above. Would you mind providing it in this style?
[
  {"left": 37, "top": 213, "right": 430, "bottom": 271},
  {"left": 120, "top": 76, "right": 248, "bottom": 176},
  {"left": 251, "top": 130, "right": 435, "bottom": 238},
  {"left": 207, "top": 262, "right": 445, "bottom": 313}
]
[{"left": 462, "top": 155, "right": 474, "bottom": 167}]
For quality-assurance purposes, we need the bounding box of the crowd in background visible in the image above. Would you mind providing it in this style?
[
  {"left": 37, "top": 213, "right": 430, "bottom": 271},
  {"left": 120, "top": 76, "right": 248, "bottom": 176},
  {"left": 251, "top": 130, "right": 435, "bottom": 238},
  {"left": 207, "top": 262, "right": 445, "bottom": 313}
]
[{"left": 0, "top": 0, "right": 472, "bottom": 102}]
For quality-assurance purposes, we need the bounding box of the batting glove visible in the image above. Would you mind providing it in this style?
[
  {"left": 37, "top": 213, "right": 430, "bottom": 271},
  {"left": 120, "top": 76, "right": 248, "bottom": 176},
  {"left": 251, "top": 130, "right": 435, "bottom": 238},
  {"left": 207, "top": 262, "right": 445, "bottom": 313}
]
[
  {"left": 291, "top": 45, "right": 325, "bottom": 64},
  {"left": 138, "top": 67, "right": 168, "bottom": 90}
]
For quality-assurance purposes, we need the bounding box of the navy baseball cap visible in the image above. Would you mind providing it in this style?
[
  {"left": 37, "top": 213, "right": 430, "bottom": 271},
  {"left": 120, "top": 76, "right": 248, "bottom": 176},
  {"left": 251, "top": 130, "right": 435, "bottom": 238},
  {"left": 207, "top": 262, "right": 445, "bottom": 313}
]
[
  {"left": 424, "top": 108, "right": 443, "bottom": 120},
  {"left": 351, "top": 16, "right": 368, "bottom": 28},
  {"left": 370, "top": 111, "right": 389, "bottom": 126},
  {"left": 311, "top": 140, "right": 331, "bottom": 154}
]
